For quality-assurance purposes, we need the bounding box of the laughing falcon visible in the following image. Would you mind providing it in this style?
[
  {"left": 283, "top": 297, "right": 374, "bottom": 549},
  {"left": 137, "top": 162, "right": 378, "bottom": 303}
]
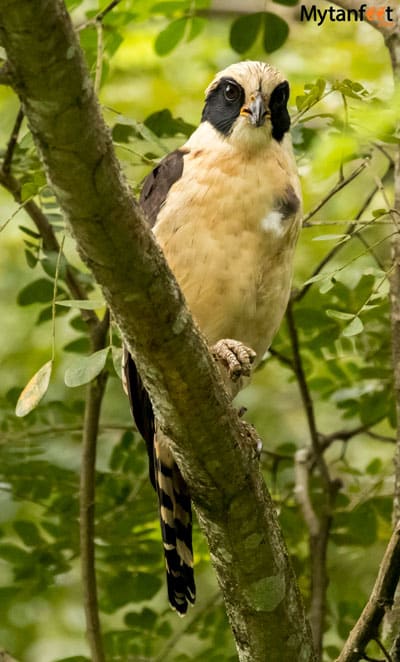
[{"left": 124, "top": 61, "right": 302, "bottom": 615}]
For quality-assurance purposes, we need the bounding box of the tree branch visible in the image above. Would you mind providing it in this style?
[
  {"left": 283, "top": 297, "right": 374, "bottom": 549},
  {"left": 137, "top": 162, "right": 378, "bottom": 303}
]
[
  {"left": 0, "top": 2, "right": 315, "bottom": 660},
  {"left": 80, "top": 311, "right": 109, "bottom": 662},
  {"left": 286, "top": 301, "right": 336, "bottom": 658},
  {"left": 336, "top": 523, "right": 400, "bottom": 662},
  {"left": 2, "top": 106, "right": 23, "bottom": 174},
  {"left": 302, "top": 159, "right": 370, "bottom": 227}
]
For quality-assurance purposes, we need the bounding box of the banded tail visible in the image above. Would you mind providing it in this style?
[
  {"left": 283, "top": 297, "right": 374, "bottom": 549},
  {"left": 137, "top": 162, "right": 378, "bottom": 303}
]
[
  {"left": 123, "top": 349, "right": 196, "bottom": 614},
  {"left": 155, "top": 433, "right": 195, "bottom": 614}
]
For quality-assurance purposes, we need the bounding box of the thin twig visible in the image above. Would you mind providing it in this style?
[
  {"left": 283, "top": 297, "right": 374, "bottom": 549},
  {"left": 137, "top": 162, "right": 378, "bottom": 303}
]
[
  {"left": 154, "top": 591, "right": 222, "bottom": 662},
  {"left": 2, "top": 107, "right": 23, "bottom": 174},
  {"left": 336, "top": 523, "right": 400, "bottom": 662},
  {"left": 367, "top": 431, "right": 397, "bottom": 444},
  {"left": 295, "top": 449, "right": 319, "bottom": 537},
  {"left": 320, "top": 424, "right": 381, "bottom": 450},
  {"left": 286, "top": 302, "right": 330, "bottom": 482},
  {"left": 295, "top": 164, "right": 394, "bottom": 302},
  {"left": 286, "top": 301, "right": 334, "bottom": 658},
  {"left": 302, "top": 159, "right": 370, "bottom": 226},
  {"left": 375, "top": 638, "right": 393, "bottom": 662},
  {"left": 0, "top": 423, "right": 132, "bottom": 443},
  {"left": 267, "top": 347, "right": 295, "bottom": 370},
  {"left": 94, "top": 20, "right": 103, "bottom": 95},
  {"left": 80, "top": 312, "right": 109, "bottom": 662},
  {"left": 291, "top": 90, "right": 334, "bottom": 126},
  {"left": 77, "top": 0, "right": 122, "bottom": 30},
  {"left": 96, "top": 0, "right": 122, "bottom": 22}
]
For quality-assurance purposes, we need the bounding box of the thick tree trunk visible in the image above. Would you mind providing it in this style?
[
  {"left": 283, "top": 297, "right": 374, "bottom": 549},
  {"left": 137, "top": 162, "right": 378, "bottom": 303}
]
[{"left": 0, "top": 1, "right": 315, "bottom": 660}]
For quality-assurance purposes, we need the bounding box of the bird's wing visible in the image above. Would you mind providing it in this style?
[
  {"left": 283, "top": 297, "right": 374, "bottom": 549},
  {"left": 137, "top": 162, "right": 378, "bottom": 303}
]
[
  {"left": 140, "top": 148, "right": 187, "bottom": 226},
  {"left": 124, "top": 148, "right": 188, "bottom": 486}
]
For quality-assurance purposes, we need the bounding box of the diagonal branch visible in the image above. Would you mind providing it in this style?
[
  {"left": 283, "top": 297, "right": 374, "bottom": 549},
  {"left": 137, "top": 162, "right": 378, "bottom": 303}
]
[
  {"left": 0, "top": 2, "right": 315, "bottom": 660},
  {"left": 302, "top": 159, "right": 369, "bottom": 227},
  {"left": 336, "top": 523, "right": 400, "bottom": 662},
  {"left": 2, "top": 106, "right": 23, "bottom": 174}
]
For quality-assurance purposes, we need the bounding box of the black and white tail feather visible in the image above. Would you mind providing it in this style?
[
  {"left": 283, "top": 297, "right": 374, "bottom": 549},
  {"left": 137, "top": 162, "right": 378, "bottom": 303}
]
[{"left": 123, "top": 332, "right": 195, "bottom": 615}]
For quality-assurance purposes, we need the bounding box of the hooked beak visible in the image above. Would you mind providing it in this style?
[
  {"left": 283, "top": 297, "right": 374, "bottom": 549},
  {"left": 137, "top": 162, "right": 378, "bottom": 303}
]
[{"left": 240, "top": 92, "right": 269, "bottom": 127}]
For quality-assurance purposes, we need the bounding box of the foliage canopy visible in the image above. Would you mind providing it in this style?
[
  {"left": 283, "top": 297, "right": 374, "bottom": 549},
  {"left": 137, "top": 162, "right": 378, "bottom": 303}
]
[{"left": 0, "top": 1, "right": 399, "bottom": 661}]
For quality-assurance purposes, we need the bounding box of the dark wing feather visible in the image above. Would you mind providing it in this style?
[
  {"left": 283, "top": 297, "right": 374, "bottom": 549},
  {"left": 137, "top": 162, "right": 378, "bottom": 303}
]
[
  {"left": 139, "top": 148, "right": 187, "bottom": 227},
  {"left": 123, "top": 349, "right": 156, "bottom": 487}
]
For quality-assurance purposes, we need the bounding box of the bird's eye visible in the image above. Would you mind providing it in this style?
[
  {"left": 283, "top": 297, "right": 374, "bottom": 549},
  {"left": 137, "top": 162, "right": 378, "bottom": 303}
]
[{"left": 224, "top": 83, "right": 240, "bottom": 102}]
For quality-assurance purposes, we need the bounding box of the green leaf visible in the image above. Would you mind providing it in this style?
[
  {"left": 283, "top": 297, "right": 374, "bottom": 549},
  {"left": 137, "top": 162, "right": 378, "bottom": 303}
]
[
  {"left": 144, "top": 109, "right": 195, "bottom": 138},
  {"left": 101, "top": 571, "right": 162, "bottom": 613},
  {"left": 17, "top": 278, "right": 54, "bottom": 306},
  {"left": 333, "top": 501, "right": 377, "bottom": 546},
  {"left": 372, "top": 208, "right": 387, "bottom": 218},
  {"left": 262, "top": 12, "right": 289, "bottom": 53},
  {"left": 14, "top": 521, "right": 43, "bottom": 547},
  {"left": 19, "top": 224, "right": 41, "bottom": 239},
  {"left": 229, "top": 13, "right": 262, "bottom": 54},
  {"left": 326, "top": 309, "right": 355, "bottom": 321},
  {"left": 187, "top": 16, "right": 206, "bottom": 42},
  {"left": 16, "top": 360, "right": 53, "bottom": 417},
  {"left": 25, "top": 249, "right": 38, "bottom": 268},
  {"left": 64, "top": 348, "right": 109, "bottom": 388},
  {"left": 36, "top": 304, "right": 68, "bottom": 325},
  {"left": 366, "top": 458, "right": 383, "bottom": 475},
  {"left": 303, "top": 272, "right": 331, "bottom": 286},
  {"left": 63, "top": 337, "right": 91, "bottom": 354},
  {"left": 312, "top": 233, "right": 349, "bottom": 241},
  {"left": 21, "top": 181, "right": 38, "bottom": 202},
  {"left": 41, "top": 252, "right": 67, "bottom": 279},
  {"left": 151, "top": 1, "right": 188, "bottom": 13},
  {"left": 0, "top": 543, "right": 30, "bottom": 565},
  {"left": 154, "top": 17, "right": 187, "bottom": 56},
  {"left": 56, "top": 298, "right": 105, "bottom": 310},
  {"left": 319, "top": 278, "right": 335, "bottom": 294},
  {"left": 112, "top": 347, "right": 123, "bottom": 379},
  {"left": 124, "top": 607, "right": 157, "bottom": 630},
  {"left": 342, "top": 316, "right": 364, "bottom": 337}
]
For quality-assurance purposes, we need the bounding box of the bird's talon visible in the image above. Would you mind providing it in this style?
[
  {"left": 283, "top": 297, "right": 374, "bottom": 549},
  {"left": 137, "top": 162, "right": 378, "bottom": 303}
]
[{"left": 212, "top": 339, "right": 257, "bottom": 382}]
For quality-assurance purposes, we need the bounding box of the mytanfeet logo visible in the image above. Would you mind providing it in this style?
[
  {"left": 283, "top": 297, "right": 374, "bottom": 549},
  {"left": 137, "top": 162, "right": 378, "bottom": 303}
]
[{"left": 300, "top": 4, "right": 395, "bottom": 26}]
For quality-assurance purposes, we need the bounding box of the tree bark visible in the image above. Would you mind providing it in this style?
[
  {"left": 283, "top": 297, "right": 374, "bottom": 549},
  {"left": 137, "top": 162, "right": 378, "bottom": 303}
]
[{"left": 0, "top": 1, "right": 315, "bottom": 660}]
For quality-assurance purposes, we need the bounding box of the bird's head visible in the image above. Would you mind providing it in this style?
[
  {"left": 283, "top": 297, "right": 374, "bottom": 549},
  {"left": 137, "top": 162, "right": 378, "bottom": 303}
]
[{"left": 201, "top": 61, "right": 290, "bottom": 151}]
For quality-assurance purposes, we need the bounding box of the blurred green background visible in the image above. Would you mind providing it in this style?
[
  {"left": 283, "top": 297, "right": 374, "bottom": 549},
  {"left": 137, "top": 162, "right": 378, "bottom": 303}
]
[{"left": 0, "top": 1, "right": 398, "bottom": 660}]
